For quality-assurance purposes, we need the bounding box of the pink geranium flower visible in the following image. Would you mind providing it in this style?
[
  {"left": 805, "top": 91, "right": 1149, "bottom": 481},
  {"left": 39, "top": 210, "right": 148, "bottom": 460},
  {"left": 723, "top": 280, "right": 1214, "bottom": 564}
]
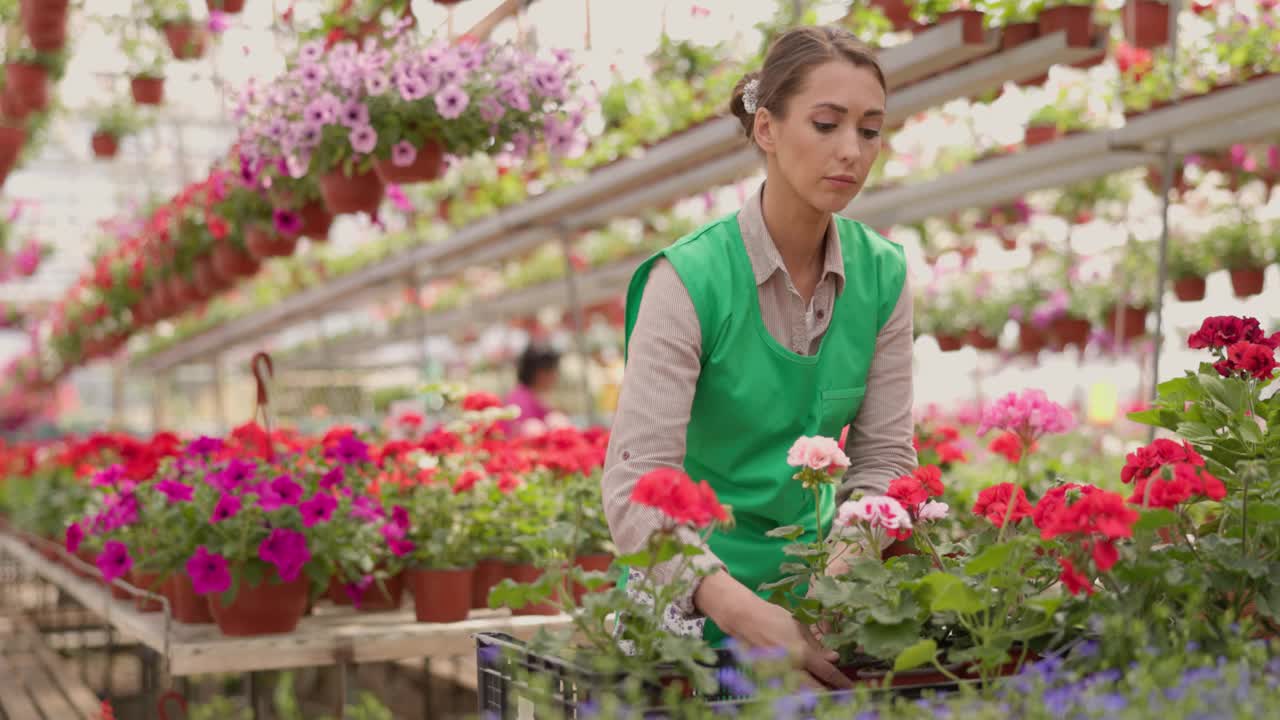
[
  {"left": 976, "top": 389, "right": 1075, "bottom": 448},
  {"left": 786, "top": 436, "right": 851, "bottom": 473},
  {"left": 835, "top": 495, "right": 913, "bottom": 549}
]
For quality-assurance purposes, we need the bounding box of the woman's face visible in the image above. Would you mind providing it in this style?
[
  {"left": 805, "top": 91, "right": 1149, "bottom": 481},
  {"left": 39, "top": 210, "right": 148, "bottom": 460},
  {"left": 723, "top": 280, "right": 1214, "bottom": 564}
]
[{"left": 754, "top": 60, "right": 887, "bottom": 214}]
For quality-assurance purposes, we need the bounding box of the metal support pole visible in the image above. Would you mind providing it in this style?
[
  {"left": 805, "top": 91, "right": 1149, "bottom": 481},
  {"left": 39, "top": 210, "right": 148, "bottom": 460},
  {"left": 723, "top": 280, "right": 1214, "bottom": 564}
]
[
  {"left": 421, "top": 658, "right": 433, "bottom": 720},
  {"left": 1149, "top": 0, "right": 1183, "bottom": 441},
  {"left": 558, "top": 229, "right": 599, "bottom": 426},
  {"left": 211, "top": 356, "right": 228, "bottom": 433}
]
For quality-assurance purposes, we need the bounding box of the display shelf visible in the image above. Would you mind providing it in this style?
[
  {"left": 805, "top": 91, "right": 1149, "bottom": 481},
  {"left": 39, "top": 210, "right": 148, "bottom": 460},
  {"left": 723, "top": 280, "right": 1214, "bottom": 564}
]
[{"left": 0, "top": 533, "right": 571, "bottom": 676}]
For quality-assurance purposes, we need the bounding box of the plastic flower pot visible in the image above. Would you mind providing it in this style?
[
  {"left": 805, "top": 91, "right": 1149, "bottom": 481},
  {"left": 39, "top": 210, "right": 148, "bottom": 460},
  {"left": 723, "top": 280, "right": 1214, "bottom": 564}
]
[
  {"left": 1172, "top": 275, "right": 1206, "bottom": 302},
  {"left": 571, "top": 554, "right": 614, "bottom": 605},
  {"left": 965, "top": 329, "right": 1000, "bottom": 351},
  {"left": 870, "top": 0, "right": 914, "bottom": 30},
  {"left": 1230, "top": 267, "right": 1265, "bottom": 298},
  {"left": 212, "top": 241, "right": 261, "bottom": 279},
  {"left": 91, "top": 132, "right": 119, "bottom": 159},
  {"left": 320, "top": 168, "right": 385, "bottom": 216},
  {"left": 937, "top": 9, "right": 985, "bottom": 44},
  {"left": 207, "top": 0, "right": 246, "bottom": 12},
  {"left": 166, "top": 574, "right": 214, "bottom": 624},
  {"left": 245, "top": 225, "right": 298, "bottom": 259},
  {"left": 1018, "top": 323, "right": 1048, "bottom": 355},
  {"left": 130, "top": 76, "right": 165, "bottom": 105},
  {"left": 1051, "top": 315, "right": 1092, "bottom": 348},
  {"left": 471, "top": 558, "right": 507, "bottom": 609},
  {"left": 326, "top": 575, "right": 354, "bottom": 606},
  {"left": 935, "top": 333, "right": 964, "bottom": 352},
  {"left": 5, "top": 63, "right": 49, "bottom": 113},
  {"left": 21, "top": 0, "right": 69, "bottom": 51},
  {"left": 1024, "top": 124, "right": 1060, "bottom": 147},
  {"left": 1124, "top": 0, "right": 1170, "bottom": 49},
  {"left": 131, "top": 571, "right": 166, "bottom": 613},
  {"left": 208, "top": 575, "right": 310, "bottom": 637},
  {"left": 329, "top": 572, "right": 406, "bottom": 612},
  {"left": 374, "top": 140, "right": 445, "bottom": 185},
  {"left": 1000, "top": 22, "right": 1039, "bottom": 50},
  {"left": 297, "top": 202, "right": 334, "bottom": 241},
  {"left": 408, "top": 567, "right": 474, "bottom": 623},
  {"left": 506, "top": 564, "right": 561, "bottom": 616},
  {"left": 1069, "top": 26, "right": 1107, "bottom": 68},
  {"left": 164, "top": 22, "right": 208, "bottom": 60},
  {"left": 1038, "top": 4, "right": 1094, "bottom": 47}
]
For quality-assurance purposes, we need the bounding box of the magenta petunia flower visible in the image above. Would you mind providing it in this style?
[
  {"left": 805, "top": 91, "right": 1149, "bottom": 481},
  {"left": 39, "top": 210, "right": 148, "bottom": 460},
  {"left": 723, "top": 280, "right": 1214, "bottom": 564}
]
[
  {"left": 258, "top": 474, "right": 303, "bottom": 512},
  {"left": 211, "top": 493, "right": 242, "bottom": 523},
  {"left": 207, "top": 10, "right": 229, "bottom": 33},
  {"left": 385, "top": 183, "right": 413, "bottom": 213},
  {"left": 319, "top": 466, "right": 345, "bottom": 490},
  {"left": 156, "top": 479, "right": 195, "bottom": 504},
  {"left": 186, "top": 436, "right": 224, "bottom": 458},
  {"left": 349, "top": 124, "right": 378, "bottom": 154},
  {"left": 388, "top": 538, "right": 415, "bottom": 557},
  {"left": 93, "top": 464, "right": 126, "bottom": 487},
  {"left": 213, "top": 459, "right": 257, "bottom": 492},
  {"left": 299, "top": 492, "right": 338, "bottom": 527},
  {"left": 350, "top": 495, "right": 384, "bottom": 523},
  {"left": 186, "top": 546, "right": 231, "bottom": 595},
  {"left": 258, "top": 528, "right": 311, "bottom": 582},
  {"left": 434, "top": 84, "right": 469, "bottom": 120},
  {"left": 273, "top": 209, "right": 303, "bottom": 236},
  {"left": 391, "top": 505, "right": 410, "bottom": 529},
  {"left": 326, "top": 434, "right": 370, "bottom": 466},
  {"left": 344, "top": 575, "right": 374, "bottom": 607},
  {"left": 100, "top": 493, "right": 140, "bottom": 530},
  {"left": 97, "top": 540, "right": 133, "bottom": 583},
  {"left": 391, "top": 141, "right": 417, "bottom": 167},
  {"left": 64, "top": 522, "right": 83, "bottom": 554}
]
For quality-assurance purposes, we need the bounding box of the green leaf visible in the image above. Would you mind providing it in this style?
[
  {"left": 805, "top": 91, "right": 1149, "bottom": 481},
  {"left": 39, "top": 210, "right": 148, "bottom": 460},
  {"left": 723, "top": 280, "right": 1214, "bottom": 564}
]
[
  {"left": 766, "top": 525, "right": 805, "bottom": 540},
  {"left": 1134, "top": 508, "right": 1180, "bottom": 532},
  {"left": 964, "top": 543, "right": 1015, "bottom": 576},
  {"left": 1247, "top": 503, "right": 1280, "bottom": 524},
  {"left": 917, "top": 572, "right": 986, "bottom": 615},
  {"left": 859, "top": 620, "right": 923, "bottom": 659},
  {"left": 893, "top": 639, "right": 937, "bottom": 672},
  {"left": 782, "top": 543, "right": 823, "bottom": 558},
  {"left": 1239, "top": 419, "right": 1264, "bottom": 444}
]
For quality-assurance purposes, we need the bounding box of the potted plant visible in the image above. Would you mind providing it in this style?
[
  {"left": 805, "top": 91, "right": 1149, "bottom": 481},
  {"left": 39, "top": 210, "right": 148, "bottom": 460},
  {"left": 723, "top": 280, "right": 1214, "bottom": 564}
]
[
  {"left": 90, "top": 103, "right": 147, "bottom": 159},
  {"left": 1123, "top": 0, "right": 1170, "bottom": 49},
  {"left": 207, "top": 0, "right": 246, "bottom": 13},
  {"left": 123, "top": 33, "right": 168, "bottom": 106},
  {"left": 1209, "top": 222, "right": 1268, "bottom": 298},
  {"left": 4, "top": 45, "right": 63, "bottom": 115},
  {"left": 21, "top": 0, "right": 70, "bottom": 51},
  {"left": 1037, "top": 0, "right": 1096, "bottom": 48},
  {"left": 912, "top": 0, "right": 985, "bottom": 43},
  {"left": 869, "top": 0, "right": 916, "bottom": 30},
  {"left": 964, "top": 280, "right": 1011, "bottom": 351},
  {"left": 988, "top": 0, "right": 1041, "bottom": 50},
  {"left": 1026, "top": 92, "right": 1095, "bottom": 146},
  {"left": 147, "top": 0, "right": 208, "bottom": 60},
  {"left": 916, "top": 284, "right": 969, "bottom": 352},
  {"left": 1168, "top": 234, "right": 1210, "bottom": 302}
]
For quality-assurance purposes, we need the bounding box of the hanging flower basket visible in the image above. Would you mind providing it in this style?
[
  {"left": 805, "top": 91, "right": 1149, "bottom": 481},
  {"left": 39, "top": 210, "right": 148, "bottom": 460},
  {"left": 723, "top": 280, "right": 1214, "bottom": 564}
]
[
  {"left": 1109, "top": 304, "right": 1149, "bottom": 340},
  {"left": 373, "top": 139, "right": 445, "bottom": 185},
  {"left": 91, "top": 132, "right": 120, "bottom": 159},
  {"left": 206, "top": 0, "right": 246, "bottom": 12},
  {"left": 5, "top": 63, "right": 49, "bottom": 113},
  {"left": 208, "top": 574, "right": 309, "bottom": 636},
  {"left": 408, "top": 567, "right": 474, "bottom": 623},
  {"left": 965, "top": 328, "right": 1000, "bottom": 351},
  {"left": 935, "top": 333, "right": 964, "bottom": 352},
  {"left": 21, "top": 0, "right": 69, "bottom": 52},
  {"left": 298, "top": 202, "right": 334, "bottom": 241},
  {"left": 870, "top": 0, "right": 914, "bottom": 30},
  {"left": 164, "top": 22, "right": 209, "bottom": 60},
  {"left": 320, "top": 168, "right": 385, "bottom": 216},
  {"left": 1229, "top": 267, "right": 1266, "bottom": 298},
  {"left": 1038, "top": 5, "right": 1095, "bottom": 47},
  {"left": 937, "top": 9, "right": 985, "bottom": 44},
  {"left": 1173, "top": 275, "right": 1206, "bottom": 302},
  {"left": 1124, "top": 0, "right": 1170, "bottom": 49},
  {"left": 193, "top": 259, "right": 232, "bottom": 297},
  {"left": 212, "top": 241, "right": 260, "bottom": 279},
  {"left": 1000, "top": 22, "right": 1039, "bottom": 50},
  {"left": 1024, "top": 123, "right": 1060, "bottom": 147},
  {"left": 1050, "top": 315, "right": 1092, "bottom": 348},
  {"left": 1018, "top": 322, "right": 1048, "bottom": 355},
  {"left": 130, "top": 76, "right": 165, "bottom": 105},
  {"left": 245, "top": 225, "right": 299, "bottom": 259},
  {"left": 0, "top": 126, "right": 27, "bottom": 182}
]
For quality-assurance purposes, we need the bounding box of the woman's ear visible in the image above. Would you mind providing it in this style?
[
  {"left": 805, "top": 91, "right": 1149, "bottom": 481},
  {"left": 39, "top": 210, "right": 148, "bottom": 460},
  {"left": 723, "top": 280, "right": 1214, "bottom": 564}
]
[{"left": 753, "top": 109, "right": 777, "bottom": 154}]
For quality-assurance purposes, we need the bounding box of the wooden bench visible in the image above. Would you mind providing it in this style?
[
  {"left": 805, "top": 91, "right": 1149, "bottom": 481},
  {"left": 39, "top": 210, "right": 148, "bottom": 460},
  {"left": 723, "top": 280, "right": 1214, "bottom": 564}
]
[{"left": 0, "top": 615, "right": 101, "bottom": 720}]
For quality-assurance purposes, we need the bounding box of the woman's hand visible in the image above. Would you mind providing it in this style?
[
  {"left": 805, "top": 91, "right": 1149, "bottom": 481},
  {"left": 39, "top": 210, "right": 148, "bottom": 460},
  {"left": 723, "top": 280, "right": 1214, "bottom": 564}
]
[{"left": 694, "top": 571, "right": 853, "bottom": 690}]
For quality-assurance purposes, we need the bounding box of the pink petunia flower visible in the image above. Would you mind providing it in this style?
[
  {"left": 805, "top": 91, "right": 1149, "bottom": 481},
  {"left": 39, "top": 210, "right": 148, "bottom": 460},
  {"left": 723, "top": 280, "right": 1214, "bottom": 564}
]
[
  {"left": 97, "top": 540, "right": 133, "bottom": 583},
  {"left": 186, "top": 546, "right": 231, "bottom": 595},
  {"left": 434, "top": 84, "right": 470, "bottom": 119},
  {"left": 391, "top": 141, "right": 417, "bottom": 167}
]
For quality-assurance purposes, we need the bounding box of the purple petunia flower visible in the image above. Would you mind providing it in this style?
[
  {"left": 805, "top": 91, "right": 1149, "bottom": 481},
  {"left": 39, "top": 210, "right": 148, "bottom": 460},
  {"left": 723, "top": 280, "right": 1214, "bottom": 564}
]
[
  {"left": 258, "top": 528, "right": 311, "bottom": 582},
  {"left": 100, "top": 492, "right": 140, "bottom": 530},
  {"left": 434, "top": 84, "right": 469, "bottom": 120},
  {"left": 273, "top": 209, "right": 303, "bottom": 236},
  {"left": 156, "top": 479, "right": 195, "bottom": 504},
  {"left": 207, "top": 10, "right": 229, "bottom": 33},
  {"left": 365, "top": 73, "right": 391, "bottom": 96},
  {"left": 186, "top": 545, "right": 231, "bottom": 595},
  {"left": 349, "top": 124, "right": 378, "bottom": 154},
  {"left": 186, "top": 436, "right": 224, "bottom": 458},
  {"left": 327, "top": 434, "right": 371, "bottom": 466},
  {"left": 213, "top": 459, "right": 257, "bottom": 492},
  {"left": 319, "top": 466, "right": 345, "bottom": 490},
  {"left": 97, "top": 540, "right": 133, "bottom": 583},
  {"left": 298, "top": 40, "right": 324, "bottom": 64},
  {"left": 398, "top": 75, "right": 429, "bottom": 102},
  {"left": 478, "top": 96, "right": 505, "bottom": 124},
  {"left": 258, "top": 474, "right": 303, "bottom": 512},
  {"left": 304, "top": 95, "right": 338, "bottom": 126},
  {"left": 299, "top": 492, "right": 338, "bottom": 527},
  {"left": 65, "top": 522, "right": 83, "bottom": 553},
  {"left": 297, "top": 62, "right": 328, "bottom": 89},
  {"left": 291, "top": 122, "right": 322, "bottom": 149},
  {"left": 391, "top": 140, "right": 417, "bottom": 167},
  {"left": 210, "top": 493, "right": 242, "bottom": 523},
  {"left": 530, "top": 64, "right": 564, "bottom": 99},
  {"left": 339, "top": 100, "right": 370, "bottom": 128}
]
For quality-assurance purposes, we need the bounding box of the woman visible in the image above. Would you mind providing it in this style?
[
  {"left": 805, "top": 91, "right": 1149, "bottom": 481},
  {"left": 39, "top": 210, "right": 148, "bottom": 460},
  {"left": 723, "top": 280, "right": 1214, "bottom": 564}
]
[
  {"left": 503, "top": 344, "right": 562, "bottom": 434},
  {"left": 602, "top": 26, "right": 917, "bottom": 688}
]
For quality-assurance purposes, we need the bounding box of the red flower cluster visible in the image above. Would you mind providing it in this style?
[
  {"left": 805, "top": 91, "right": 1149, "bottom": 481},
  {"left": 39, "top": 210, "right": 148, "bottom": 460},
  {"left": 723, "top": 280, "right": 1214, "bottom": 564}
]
[
  {"left": 1120, "top": 439, "right": 1205, "bottom": 485},
  {"left": 462, "top": 392, "right": 503, "bottom": 412},
  {"left": 1187, "top": 315, "right": 1277, "bottom": 351},
  {"left": 632, "top": 468, "right": 728, "bottom": 528},
  {"left": 1213, "top": 341, "right": 1278, "bottom": 380},
  {"left": 1128, "top": 463, "right": 1226, "bottom": 510},
  {"left": 987, "top": 431, "right": 1028, "bottom": 464},
  {"left": 887, "top": 465, "right": 945, "bottom": 511},
  {"left": 972, "top": 483, "right": 1032, "bottom": 527},
  {"left": 913, "top": 423, "right": 968, "bottom": 469},
  {"left": 1115, "top": 42, "right": 1153, "bottom": 80},
  {"left": 1034, "top": 484, "right": 1138, "bottom": 595}
]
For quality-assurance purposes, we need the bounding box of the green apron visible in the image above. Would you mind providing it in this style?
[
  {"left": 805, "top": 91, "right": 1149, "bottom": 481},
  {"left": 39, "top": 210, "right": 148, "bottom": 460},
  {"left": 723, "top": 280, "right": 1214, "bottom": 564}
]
[{"left": 623, "top": 211, "right": 906, "bottom": 643}]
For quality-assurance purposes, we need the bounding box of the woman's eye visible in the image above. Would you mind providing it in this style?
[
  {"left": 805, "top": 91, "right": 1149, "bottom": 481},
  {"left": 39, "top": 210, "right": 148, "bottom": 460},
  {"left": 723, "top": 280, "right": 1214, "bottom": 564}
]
[
  {"left": 859, "top": 128, "right": 882, "bottom": 140},
  {"left": 813, "top": 121, "right": 837, "bottom": 133}
]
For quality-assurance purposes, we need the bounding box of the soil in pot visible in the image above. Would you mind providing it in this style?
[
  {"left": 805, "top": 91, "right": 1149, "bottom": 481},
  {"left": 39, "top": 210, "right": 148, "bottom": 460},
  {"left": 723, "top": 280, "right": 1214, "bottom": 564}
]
[
  {"left": 208, "top": 575, "right": 310, "bottom": 636},
  {"left": 166, "top": 574, "right": 214, "bottom": 624},
  {"left": 1172, "top": 276, "right": 1206, "bottom": 302},
  {"left": 935, "top": 334, "right": 964, "bottom": 353},
  {"left": 373, "top": 140, "right": 445, "bottom": 184},
  {"left": 164, "top": 23, "right": 208, "bottom": 60},
  {"left": 131, "top": 571, "right": 166, "bottom": 613},
  {"left": 1124, "top": 0, "right": 1170, "bottom": 49},
  {"left": 471, "top": 558, "right": 507, "bottom": 610},
  {"left": 320, "top": 169, "right": 385, "bottom": 215},
  {"left": 5, "top": 63, "right": 49, "bottom": 113},
  {"left": 130, "top": 76, "right": 165, "bottom": 105},
  {"left": 1024, "top": 124, "right": 1060, "bottom": 147},
  {"left": 408, "top": 567, "right": 474, "bottom": 623},
  {"left": 1039, "top": 5, "right": 1094, "bottom": 47},
  {"left": 1000, "top": 22, "right": 1039, "bottom": 50},
  {"left": 506, "top": 564, "right": 561, "bottom": 616},
  {"left": 1230, "top": 267, "right": 1265, "bottom": 298},
  {"left": 91, "top": 132, "right": 119, "bottom": 159}
]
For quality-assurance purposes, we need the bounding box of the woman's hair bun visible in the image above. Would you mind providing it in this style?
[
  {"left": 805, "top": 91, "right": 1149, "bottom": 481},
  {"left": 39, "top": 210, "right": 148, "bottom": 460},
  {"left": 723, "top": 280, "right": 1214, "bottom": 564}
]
[{"left": 730, "top": 71, "right": 761, "bottom": 139}]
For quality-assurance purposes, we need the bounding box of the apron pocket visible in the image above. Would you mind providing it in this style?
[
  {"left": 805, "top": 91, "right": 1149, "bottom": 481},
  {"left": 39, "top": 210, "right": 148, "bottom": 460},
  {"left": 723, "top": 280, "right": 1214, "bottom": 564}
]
[{"left": 819, "top": 386, "right": 866, "bottom": 439}]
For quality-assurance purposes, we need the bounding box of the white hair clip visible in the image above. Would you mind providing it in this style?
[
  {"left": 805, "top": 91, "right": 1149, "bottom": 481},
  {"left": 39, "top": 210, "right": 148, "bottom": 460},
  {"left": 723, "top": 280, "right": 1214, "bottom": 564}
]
[{"left": 742, "top": 78, "right": 760, "bottom": 114}]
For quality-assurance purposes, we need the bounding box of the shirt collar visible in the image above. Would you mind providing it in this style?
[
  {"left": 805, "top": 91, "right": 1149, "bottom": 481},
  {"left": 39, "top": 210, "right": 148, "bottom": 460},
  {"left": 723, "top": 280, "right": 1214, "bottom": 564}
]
[{"left": 737, "top": 182, "right": 846, "bottom": 293}]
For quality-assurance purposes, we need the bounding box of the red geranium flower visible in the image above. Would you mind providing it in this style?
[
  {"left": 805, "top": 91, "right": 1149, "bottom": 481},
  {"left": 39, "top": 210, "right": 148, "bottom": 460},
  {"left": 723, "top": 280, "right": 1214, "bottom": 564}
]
[
  {"left": 1213, "top": 341, "right": 1278, "bottom": 380},
  {"left": 988, "top": 431, "right": 1023, "bottom": 464},
  {"left": 887, "top": 475, "right": 929, "bottom": 509},
  {"left": 972, "top": 483, "right": 1032, "bottom": 527},
  {"left": 1120, "top": 439, "right": 1204, "bottom": 485},
  {"left": 1057, "top": 557, "right": 1093, "bottom": 596},
  {"left": 631, "top": 468, "right": 728, "bottom": 528},
  {"left": 1187, "top": 315, "right": 1269, "bottom": 350},
  {"left": 914, "top": 465, "right": 945, "bottom": 496},
  {"left": 1128, "top": 463, "right": 1226, "bottom": 509},
  {"left": 462, "top": 392, "right": 503, "bottom": 412}
]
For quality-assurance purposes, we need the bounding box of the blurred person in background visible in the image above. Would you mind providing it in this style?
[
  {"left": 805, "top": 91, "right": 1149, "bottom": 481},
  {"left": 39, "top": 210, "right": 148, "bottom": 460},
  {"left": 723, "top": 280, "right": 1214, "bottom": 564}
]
[{"left": 503, "top": 344, "right": 562, "bottom": 434}]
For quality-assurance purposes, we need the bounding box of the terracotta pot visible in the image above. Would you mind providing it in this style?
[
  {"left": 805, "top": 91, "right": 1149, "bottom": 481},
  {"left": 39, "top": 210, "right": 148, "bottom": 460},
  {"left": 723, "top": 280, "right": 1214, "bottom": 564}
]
[
  {"left": 1018, "top": 323, "right": 1048, "bottom": 355},
  {"left": 21, "top": 0, "right": 69, "bottom": 51},
  {"left": 471, "top": 558, "right": 507, "bottom": 609},
  {"left": 1069, "top": 25, "right": 1108, "bottom": 68},
  {"left": 1000, "top": 21, "right": 1039, "bottom": 50},
  {"left": 207, "top": 0, "right": 246, "bottom": 12},
  {"left": 5, "top": 63, "right": 49, "bottom": 113},
  {"left": 571, "top": 554, "right": 613, "bottom": 604},
  {"left": 870, "top": 0, "right": 913, "bottom": 30},
  {"left": 296, "top": 201, "right": 334, "bottom": 241},
  {"left": 373, "top": 140, "right": 445, "bottom": 185},
  {"left": 212, "top": 242, "right": 260, "bottom": 279},
  {"left": 408, "top": 567, "right": 474, "bottom": 623},
  {"left": 1124, "top": 0, "right": 1170, "bottom": 49},
  {"left": 0, "top": 126, "right": 26, "bottom": 180},
  {"left": 937, "top": 9, "right": 985, "bottom": 44},
  {"left": 245, "top": 225, "right": 298, "bottom": 259},
  {"left": 1024, "top": 124, "right": 1060, "bottom": 147},
  {"left": 506, "top": 564, "right": 560, "bottom": 616},
  {"left": 1172, "top": 275, "right": 1206, "bottom": 302},
  {"left": 166, "top": 574, "right": 215, "bottom": 624},
  {"left": 91, "top": 132, "right": 119, "bottom": 159},
  {"left": 965, "top": 329, "right": 1000, "bottom": 351},
  {"left": 328, "top": 572, "right": 406, "bottom": 611},
  {"left": 1051, "top": 315, "right": 1092, "bottom": 348},
  {"left": 192, "top": 260, "right": 225, "bottom": 298},
  {"left": 1039, "top": 5, "right": 1094, "bottom": 47},
  {"left": 208, "top": 574, "right": 309, "bottom": 636},
  {"left": 132, "top": 571, "right": 166, "bottom": 613},
  {"left": 1110, "top": 305, "right": 1149, "bottom": 340},
  {"left": 130, "top": 76, "right": 165, "bottom": 105},
  {"left": 320, "top": 168, "right": 385, "bottom": 215},
  {"left": 935, "top": 333, "right": 963, "bottom": 352},
  {"left": 164, "top": 22, "right": 208, "bottom": 60},
  {"left": 1230, "top": 267, "right": 1265, "bottom": 298}
]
